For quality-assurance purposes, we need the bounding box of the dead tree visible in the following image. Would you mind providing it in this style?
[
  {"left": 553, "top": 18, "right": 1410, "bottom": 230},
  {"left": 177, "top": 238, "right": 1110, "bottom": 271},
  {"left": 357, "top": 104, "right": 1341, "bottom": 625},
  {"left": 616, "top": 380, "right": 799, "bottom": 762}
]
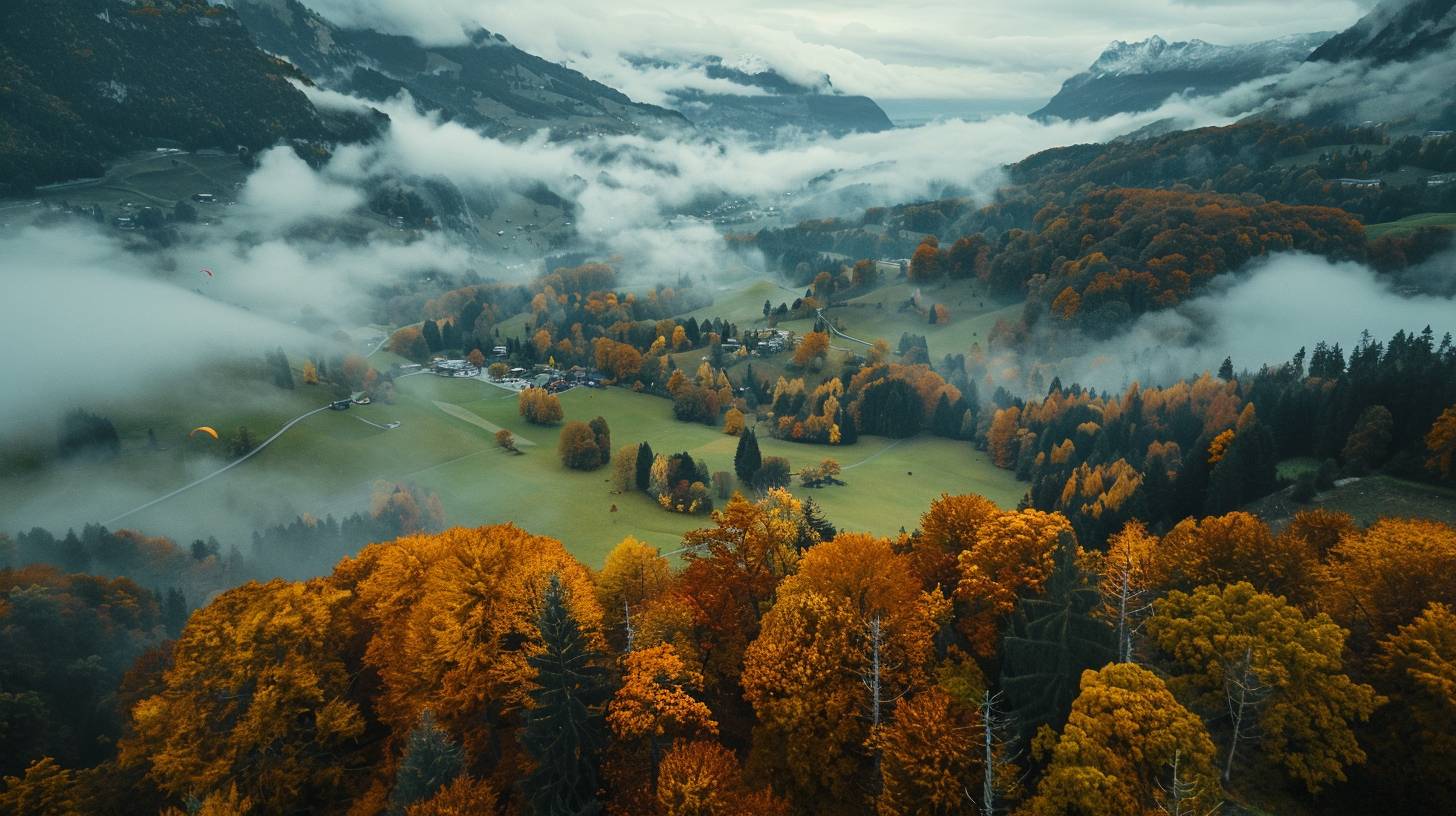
[{"left": 1221, "top": 645, "right": 1269, "bottom": 783}]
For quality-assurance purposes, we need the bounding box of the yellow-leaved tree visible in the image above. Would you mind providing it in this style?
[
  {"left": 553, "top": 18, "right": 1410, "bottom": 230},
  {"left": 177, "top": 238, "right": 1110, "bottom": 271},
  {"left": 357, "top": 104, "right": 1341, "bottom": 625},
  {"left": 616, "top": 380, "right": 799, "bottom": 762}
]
[
  {"left": 1147, "top": 582, "right": 1381, "bottom": 792},
  {"left": 120, "top": 579, "right": 368, "bottom": 813},
  {"left": 1364, "top": 602, "right": 1456, "bottom": 811},
  {"left": 595, "top": 536, "right": 672, "bottom": 652},
  {"left": 1024, "top": 663, "right": 1220, "bottom": 816}
]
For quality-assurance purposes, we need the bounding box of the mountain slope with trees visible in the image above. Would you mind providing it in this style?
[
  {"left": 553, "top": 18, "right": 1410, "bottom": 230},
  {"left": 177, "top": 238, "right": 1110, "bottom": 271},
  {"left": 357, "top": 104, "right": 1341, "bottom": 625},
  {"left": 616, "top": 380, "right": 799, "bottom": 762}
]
[{"left": 0, "top": 0, "right": 370, "bottom": 192}]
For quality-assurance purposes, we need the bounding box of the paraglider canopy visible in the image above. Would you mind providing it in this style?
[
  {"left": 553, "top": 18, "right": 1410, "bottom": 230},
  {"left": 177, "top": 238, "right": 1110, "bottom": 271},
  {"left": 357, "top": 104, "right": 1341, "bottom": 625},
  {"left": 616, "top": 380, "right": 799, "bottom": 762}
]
[
  {"left": 189, "top": 426, "right": 219, "bottom": 440},
  {"left": 201, "top": 267, "right": 214, "bottom": 278}
]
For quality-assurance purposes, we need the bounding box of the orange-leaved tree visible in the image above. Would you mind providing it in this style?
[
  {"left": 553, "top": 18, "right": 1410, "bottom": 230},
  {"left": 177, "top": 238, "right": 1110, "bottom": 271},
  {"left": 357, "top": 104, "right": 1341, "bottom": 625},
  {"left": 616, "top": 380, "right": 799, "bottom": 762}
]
[
  {"left": 605, "top": 644, "right": 717, "bottom": 811},
  {"left": 346, "top": 525, "right": 604, "bottom": 789},
  {"left": 655, "top": 740, "right": 790, "bottom": 816},
  {"left": 742, "top": 532, "right": 947, "bottom": 812},
  {"left": 1320, "top": 517, "right": 1456, "bottom": 653},
  {"left": 954, "top": 508, "right": 1072, "bottom": 657},
  {"left": 866, "top": 687, "right": 981, "bottom": 816}
]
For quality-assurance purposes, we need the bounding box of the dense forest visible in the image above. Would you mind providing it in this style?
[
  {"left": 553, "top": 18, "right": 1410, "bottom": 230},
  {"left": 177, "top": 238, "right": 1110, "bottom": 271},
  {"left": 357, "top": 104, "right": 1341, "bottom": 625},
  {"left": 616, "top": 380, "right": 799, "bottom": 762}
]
[
  {"left": 747, "top": 122, "right": 1456, "bottom": 307},
  {"left": 991, "top": 327, "right": 1456, "bottom": 545},
  {"left": 3, "top": 489, "right": 1454, "bottom": 814}
]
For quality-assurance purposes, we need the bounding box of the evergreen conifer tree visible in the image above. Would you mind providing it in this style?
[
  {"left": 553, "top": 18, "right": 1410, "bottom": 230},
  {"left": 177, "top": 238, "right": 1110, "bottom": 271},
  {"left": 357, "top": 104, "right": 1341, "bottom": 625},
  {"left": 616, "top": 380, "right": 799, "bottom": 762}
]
[
  {"left": 999, "top": 533, "right": 1115, "bottom": 743},
  {"left": 734, "top": 428, "right": 762, "bottom": 483},
  {"left": 521, "top": 575, "right": 609, "bottom": 816},
  {"left": 634, "top": 442, "right": 654, "bottom": 491},
  {"left": 390, "top": 710, "right": 464, "bottom": 815}
]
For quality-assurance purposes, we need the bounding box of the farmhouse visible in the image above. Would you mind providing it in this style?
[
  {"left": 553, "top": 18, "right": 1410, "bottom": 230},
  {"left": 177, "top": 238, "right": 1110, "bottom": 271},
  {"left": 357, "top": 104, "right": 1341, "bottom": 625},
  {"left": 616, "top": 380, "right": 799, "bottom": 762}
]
[
  {"left": 1333, "top": 178, "right": 1383, "bottom": 190},
  {"left": 432, "top": 359, "right": 480, "bottom": 378}
]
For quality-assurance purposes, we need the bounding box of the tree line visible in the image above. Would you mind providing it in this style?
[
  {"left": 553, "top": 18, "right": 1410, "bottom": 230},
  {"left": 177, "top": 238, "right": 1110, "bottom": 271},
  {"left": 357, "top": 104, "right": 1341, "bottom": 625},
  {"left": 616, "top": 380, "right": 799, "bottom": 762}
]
[{"left": 3, "top": 491, "right": 1453, "bottom": 814}]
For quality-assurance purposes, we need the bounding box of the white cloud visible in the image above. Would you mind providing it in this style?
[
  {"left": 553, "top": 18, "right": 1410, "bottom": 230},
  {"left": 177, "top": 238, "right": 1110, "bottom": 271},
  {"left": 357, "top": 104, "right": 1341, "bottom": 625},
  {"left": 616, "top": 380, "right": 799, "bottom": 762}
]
[
  {"left": 1047, "top": 252, "right": 1456, "bottom": 394},
  {"left": 294, "top": 0, "right": 1372, "bottom": 102}
]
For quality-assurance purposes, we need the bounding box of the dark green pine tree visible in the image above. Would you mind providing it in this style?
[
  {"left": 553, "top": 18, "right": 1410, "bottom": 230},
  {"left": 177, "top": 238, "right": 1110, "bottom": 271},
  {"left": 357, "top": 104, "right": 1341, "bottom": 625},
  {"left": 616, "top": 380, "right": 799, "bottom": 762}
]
[
  {"left": 634, "top": 442, "right": 654, "bottom": 492},
  {"left": 162, "top": 588, "right": 188, "bottom": 637},
  {"left": 999, "top": 533, "right": 1115, "bottom": 744},
  {"left": 1204, "top": 419, "right": 1279, "bottom": 515},
  {"left": 836, "top": 404, "right": 858, "bottom": 445},
  {"left": 390, "top": 709, "right": 464, "bottom": 815},
  {"left": 1218, "top": 356, "right": 1235, "bottom": 381},
  {"left": 521, "top": 575, "right": 609, "bottom": 816},
  {"left": 422, "top": 319, "right": 444, "bottom": 353},
  {"left": 932, "top": 394, "right": 962, "bottom": 438},
  {"left": 795, "top": 497, "right": 837, "bottom": 552},
  {"left": 734, "top": 428, "right": 762, "bottom": 483}
]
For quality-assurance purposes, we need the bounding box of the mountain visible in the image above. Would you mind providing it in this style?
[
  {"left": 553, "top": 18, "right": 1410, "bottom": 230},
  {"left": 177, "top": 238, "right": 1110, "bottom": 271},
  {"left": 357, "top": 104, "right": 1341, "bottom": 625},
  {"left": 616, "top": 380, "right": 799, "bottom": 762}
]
[
  {"left": 227, "top": 0, "right": 686, "bottom": 139},
  {"left": 1307, "top": 0, "right": 1456, "bottom": 64},
  {"left": 641, "top": 55, "right": 895, "bottom": 138},
  {"left": 0, "top": 0, "right": 370, "bottom": 192},
  {"left": 1033, "top": 33, "right": 1330, "bottom": 121}
]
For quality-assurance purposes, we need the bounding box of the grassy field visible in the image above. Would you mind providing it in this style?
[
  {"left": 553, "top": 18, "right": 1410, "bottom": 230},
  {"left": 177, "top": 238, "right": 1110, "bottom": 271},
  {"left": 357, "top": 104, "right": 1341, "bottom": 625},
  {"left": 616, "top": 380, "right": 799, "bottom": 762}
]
[
  {"left": 34, "top": 150, "right": 251, "bottom": 212},
  {"left": 1365, "top": 212, "right": 1456, "bottom": 239},
  {"left": 785, "top": 281, "right": 1021, "bottom": 360},
  {"left": 0, "top": 367, "right": 1024, "bottom": 568}
]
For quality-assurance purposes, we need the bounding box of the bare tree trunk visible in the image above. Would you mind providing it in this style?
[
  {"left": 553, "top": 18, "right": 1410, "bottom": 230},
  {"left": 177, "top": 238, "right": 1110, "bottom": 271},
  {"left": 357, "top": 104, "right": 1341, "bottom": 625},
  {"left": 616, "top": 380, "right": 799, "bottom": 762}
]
[
  {"left": 982, "top": 690, "right": 996, "bottom": 815},
  {"left": 867, "top": 615, "right": 883, "bottom": 728},
  {"left": 1223, "top": 645, "right": 1263, "bottom": 783}
]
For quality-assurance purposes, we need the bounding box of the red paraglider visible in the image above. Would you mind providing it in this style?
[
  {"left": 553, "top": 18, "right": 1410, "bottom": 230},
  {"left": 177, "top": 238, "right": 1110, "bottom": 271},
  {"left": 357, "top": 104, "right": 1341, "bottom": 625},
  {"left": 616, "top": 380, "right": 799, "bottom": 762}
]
[{"left": 201, "top": 267, "right": 214, "bottom": 278}]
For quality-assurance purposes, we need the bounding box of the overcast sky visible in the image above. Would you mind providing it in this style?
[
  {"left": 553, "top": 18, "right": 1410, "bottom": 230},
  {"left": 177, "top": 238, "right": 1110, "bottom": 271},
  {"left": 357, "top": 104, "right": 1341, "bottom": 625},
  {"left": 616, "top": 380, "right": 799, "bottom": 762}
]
[{"left": 300, "top": 0, "right": 1377, "bottom": 103}]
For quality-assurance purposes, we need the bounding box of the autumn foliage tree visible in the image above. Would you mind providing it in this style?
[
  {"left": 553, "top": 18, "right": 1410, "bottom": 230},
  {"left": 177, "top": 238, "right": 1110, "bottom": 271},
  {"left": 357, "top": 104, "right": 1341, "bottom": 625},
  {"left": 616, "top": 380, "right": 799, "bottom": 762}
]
[
  {"left": 1320, "top": 517, "right": 1456, "bottom": 652},
  {"left": 867, "top": 687, "right": 981, "bottom": 816},
  {"left": 519, "top": 387, "right": 564, "bottom": 425},
  {"left": 606, "top": 644, "right": 717, "bottom": 809},
  {"left": 654, "top": 740, "right": 789, "bottom": 816},
  {"left": 120, "top": 579, "right": 370, "bottom": 813},
  {"left": 347, "top": 525, "right": 604, "bottom": 792},
  {"left": 954, "top": 508, "right": 1072, "bottom": 657},
  {"left": 742, "top": 532, "right": 947, "bottom": 812},
  {"left": 1025, "top": 663, "right": 1220, "bottom": 816},
  {"left": 560, "top": 421, "right": 606, "bottom": 470},
  {"left": 791, "top": 331, "right": 830, "bottom": 369},
  {"left": 1148, "top": 582, "right": 1380, "bottom": 792},
  {"left": 1427, "top": 404, "right": 1456, "bottom": 478},
  {"left": 1362, "top": 602, "right": 1456, "bottom": 812}
]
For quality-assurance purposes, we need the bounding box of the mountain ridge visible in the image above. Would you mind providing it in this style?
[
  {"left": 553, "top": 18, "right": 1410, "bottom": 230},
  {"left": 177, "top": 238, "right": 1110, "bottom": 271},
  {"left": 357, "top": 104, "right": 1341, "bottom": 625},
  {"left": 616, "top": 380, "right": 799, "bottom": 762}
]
[{"left": 1033, "top": 32, "right": 1330, "bottom": 121}]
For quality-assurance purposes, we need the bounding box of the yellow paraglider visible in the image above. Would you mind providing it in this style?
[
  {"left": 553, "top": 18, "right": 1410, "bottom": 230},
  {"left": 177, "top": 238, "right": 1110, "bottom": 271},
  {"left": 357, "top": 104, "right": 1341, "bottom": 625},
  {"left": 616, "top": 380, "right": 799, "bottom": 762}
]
[{"left": 189, "top": 426, "right": 219, "bottom": 440}]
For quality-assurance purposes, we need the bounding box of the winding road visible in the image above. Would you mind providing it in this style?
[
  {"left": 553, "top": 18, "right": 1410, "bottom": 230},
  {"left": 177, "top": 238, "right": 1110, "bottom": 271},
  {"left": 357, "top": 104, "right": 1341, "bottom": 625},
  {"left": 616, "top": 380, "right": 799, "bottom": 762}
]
[{"left": 103, "top": 403, "right": 334, "bottom": 525}]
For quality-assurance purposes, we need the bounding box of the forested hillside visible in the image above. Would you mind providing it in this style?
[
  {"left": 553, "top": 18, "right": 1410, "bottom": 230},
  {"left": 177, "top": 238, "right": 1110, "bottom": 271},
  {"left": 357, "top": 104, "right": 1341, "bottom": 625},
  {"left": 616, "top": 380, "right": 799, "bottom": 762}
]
[{"left": 0, "top": 0, "right": 379, "bottom": 192}]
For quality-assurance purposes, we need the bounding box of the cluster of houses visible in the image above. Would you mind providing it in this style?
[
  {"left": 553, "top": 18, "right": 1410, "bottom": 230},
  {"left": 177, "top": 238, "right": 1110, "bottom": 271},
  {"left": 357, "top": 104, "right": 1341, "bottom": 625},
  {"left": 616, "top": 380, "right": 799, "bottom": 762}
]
[
  {"left": 431, "top": 359, "right": 481, "bottom": 378},
  {"left": 744, "top": 329, "right": 794, "bottom": 355}
]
